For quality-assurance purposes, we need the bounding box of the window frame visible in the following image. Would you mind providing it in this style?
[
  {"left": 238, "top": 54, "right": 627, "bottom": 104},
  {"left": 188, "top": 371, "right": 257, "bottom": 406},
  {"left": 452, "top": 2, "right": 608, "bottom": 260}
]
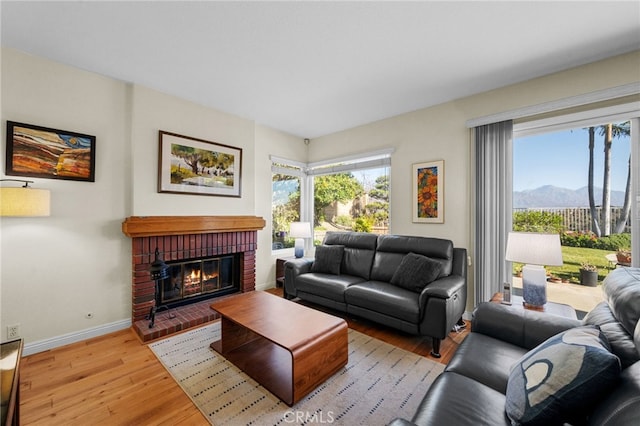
[
  {"left": 271, "top": 158, "right": 307, "bottom": 255},
  {"left": 513, "top": 103, "right": 639, "bottom": 267},
  {"left": 270, "top": 149, "right": 393, "bottom": 254}
]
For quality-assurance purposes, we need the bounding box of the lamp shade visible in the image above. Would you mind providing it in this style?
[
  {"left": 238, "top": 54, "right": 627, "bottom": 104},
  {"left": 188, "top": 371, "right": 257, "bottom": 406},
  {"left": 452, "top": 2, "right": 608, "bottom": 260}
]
[
  {"left": 289, "top": 222, "right": 312, "bottom": 238},
  {"left": 505, "top": 232, "right": 563, "bottom": 266},
  {"left": 0, "top": 187, "right": 51, "bottom": 217}
]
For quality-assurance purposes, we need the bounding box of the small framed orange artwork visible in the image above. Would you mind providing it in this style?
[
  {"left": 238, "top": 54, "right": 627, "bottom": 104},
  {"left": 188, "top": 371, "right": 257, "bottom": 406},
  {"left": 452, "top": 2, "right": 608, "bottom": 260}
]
[{"left": 412, "top": 160, "right": 444, "bottom": 223}]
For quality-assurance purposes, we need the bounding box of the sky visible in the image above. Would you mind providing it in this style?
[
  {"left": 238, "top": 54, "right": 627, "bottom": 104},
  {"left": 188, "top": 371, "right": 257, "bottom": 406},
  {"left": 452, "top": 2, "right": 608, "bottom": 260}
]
[{"left": 514, "top": 125, "right": 631, "bottom": 192}]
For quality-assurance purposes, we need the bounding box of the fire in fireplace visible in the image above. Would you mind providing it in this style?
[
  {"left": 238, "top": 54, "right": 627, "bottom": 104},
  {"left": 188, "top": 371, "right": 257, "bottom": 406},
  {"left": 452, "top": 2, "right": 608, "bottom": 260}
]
[{"left": 159, "top": 254, "right": 239, "bottom": 309}]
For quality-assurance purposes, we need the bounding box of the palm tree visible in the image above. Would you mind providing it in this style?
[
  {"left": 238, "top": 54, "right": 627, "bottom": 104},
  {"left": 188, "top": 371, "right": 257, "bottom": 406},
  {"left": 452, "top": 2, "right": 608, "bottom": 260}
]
[
  {"left": 601, "top": 124, "right": 613, "bottom": 235},
  {"left": 587, "top": 127, "right": 601, "bottom": 236},
  {"left": 615, "top": 153, "right": 632, "bottom": 234},
  {"left": 588, "top": 121, "right": 631, "bottom": 236}
]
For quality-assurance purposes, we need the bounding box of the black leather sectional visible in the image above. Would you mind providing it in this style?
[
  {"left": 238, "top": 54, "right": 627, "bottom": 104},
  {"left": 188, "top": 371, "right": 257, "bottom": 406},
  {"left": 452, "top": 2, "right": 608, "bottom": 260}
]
[
  {"left": 283, "top": 231, "right": 467, "bottom": 357},
  {"left": 390, "top": 267, "right": 640, "bottom": 426}
]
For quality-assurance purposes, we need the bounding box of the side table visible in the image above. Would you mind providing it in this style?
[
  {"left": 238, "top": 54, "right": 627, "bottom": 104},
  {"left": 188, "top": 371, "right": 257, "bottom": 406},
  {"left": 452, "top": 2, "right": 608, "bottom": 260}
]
[
  {"left": 275, "top": 256, "right": 296, "bottom": 288},
  {"left": 491, "top": 292, "right": 577, "bottom": 320}
]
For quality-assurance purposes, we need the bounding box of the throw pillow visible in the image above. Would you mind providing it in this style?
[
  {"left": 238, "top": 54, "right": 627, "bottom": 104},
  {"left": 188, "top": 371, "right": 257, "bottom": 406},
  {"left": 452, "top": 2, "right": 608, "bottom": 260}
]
[
  {"left": 505, "top": 325, "right": 621, "bottom": 426},
  {"left": 390, "top": 252, "right": 442, "bottom": 292},
  {"left": 310, "top": 245, "right": 344, "bottom": 275}
]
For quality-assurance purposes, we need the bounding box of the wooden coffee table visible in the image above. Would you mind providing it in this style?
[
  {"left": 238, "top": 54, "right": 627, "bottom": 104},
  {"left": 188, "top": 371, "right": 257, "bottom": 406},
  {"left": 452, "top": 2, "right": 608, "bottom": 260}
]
[{"left": 210, "top": 291, "right": 348, "bottom": 405}]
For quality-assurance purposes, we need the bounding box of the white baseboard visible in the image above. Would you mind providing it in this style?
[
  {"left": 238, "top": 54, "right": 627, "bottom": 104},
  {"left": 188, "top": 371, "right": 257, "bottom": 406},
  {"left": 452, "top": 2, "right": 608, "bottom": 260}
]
[
  {"left": 255, "top": 282, "right": 276, "bottom": 291},
  {"left": 23, "top": 319, "right": 132, "bottom": 356}
]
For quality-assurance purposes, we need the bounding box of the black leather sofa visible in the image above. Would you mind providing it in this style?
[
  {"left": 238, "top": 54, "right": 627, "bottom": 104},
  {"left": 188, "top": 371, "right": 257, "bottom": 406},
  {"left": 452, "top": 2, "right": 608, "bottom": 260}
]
[
  {"left": 390, "top": 267, "right": 640, "bottom": 426},
  {"left": 283, "top": 231, "right": 467, "bottom": 357}
]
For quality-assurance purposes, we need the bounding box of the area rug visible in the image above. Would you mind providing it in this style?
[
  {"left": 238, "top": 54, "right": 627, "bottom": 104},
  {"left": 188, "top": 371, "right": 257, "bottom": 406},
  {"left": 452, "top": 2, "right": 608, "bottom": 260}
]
[{"left": 149, "top": 321, "right": 444, "bottom": 425}]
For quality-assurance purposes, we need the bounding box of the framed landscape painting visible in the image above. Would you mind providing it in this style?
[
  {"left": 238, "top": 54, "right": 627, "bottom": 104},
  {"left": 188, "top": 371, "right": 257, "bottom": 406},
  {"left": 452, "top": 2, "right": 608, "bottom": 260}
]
[
  {"left": 158, "top": 131, "right": 242, "bottom": 197},
  {"left": 5, "top": 121, "right": 96, "bottom": 182},
  {"left": 412, "top": 160, "right": 444, "bottom": 223}
]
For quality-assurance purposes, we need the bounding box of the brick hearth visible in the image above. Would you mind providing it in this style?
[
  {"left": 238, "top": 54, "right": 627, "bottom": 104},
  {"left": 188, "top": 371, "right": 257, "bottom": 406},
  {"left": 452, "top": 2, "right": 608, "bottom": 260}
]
[
  {"left": 133, "top": 298, "right": 220, "bottom": 342},
  {"left": 122, "top": 216, "right": 265, "bottom": 342}
]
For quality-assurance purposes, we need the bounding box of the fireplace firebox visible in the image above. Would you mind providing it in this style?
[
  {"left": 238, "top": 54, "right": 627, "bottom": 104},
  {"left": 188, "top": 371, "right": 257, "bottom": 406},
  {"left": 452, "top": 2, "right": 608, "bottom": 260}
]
[{"left": 160, "top": 254, "right": 239, "bottom": 308}]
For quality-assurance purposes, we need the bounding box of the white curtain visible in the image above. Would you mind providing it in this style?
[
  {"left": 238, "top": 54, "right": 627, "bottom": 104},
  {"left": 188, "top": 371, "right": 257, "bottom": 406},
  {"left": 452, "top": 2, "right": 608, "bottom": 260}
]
[{"left": 474, "top": 120, "right": 513, "bottom": 305}]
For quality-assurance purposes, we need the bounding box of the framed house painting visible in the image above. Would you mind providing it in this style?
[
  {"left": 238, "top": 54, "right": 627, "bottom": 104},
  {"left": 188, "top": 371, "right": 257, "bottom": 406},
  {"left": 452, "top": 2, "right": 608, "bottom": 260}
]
[
  {"left": 158, "top": 131, "right": 242, "bottom": 197},
  {"left": 412, "top": 160, "right": 444, "bottom": 223},
  {"left": 5, "top": 121, "right": 96, "bottom": 182}
]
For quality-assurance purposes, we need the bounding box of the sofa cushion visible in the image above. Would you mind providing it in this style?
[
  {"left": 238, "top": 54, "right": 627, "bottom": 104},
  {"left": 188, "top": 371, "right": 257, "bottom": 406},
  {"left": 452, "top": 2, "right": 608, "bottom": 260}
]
[
  {"left": 390, "top": 253, "right": 442, "bottom": 292},
  {"left": 602, "top": 268, "right": 640, "bottom": 342},
  {"left": 310, "top": 245, "right": 344, "bottom": 275},
  {"left": 410, "top": 372, "right": 510, "bottom": 426},
  {"left": 371, "top": 235, "right": 454, "bottom": 282},
  {"left": 344, "top": 281, "right": 421, "bottom": 323},
  {"left": 472, "top": 302, "right": 581, "bottom": 350},
  {"left": 583, "top": 301, "right": 640, "bottom": 368},
  {"left": 588, "top": 361, "right": 640, "bottom": 426},
  {"left": 445, "top": 332, "right": 528, "bottom": 394},
  {"left": 323, "top": 231, "right": 377, "bottom": 280},
  {"left": 505, "top": 325, "right": 621, "bottom": 425},
  {"left": 295, "top": 273, "right": 365, "bottom": 303}
]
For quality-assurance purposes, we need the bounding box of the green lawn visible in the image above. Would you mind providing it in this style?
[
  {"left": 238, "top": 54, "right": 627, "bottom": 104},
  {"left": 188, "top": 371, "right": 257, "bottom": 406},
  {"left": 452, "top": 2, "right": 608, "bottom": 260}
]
[{"left": 514, "top": 246, "right": 615, "bottom": 284}]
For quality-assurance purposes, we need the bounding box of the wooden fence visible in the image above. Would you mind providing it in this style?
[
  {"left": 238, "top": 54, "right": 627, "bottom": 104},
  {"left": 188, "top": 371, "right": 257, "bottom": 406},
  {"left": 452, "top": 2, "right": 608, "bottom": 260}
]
[{"left": 513, "top": 207, "right": 631, "bottom": 234}]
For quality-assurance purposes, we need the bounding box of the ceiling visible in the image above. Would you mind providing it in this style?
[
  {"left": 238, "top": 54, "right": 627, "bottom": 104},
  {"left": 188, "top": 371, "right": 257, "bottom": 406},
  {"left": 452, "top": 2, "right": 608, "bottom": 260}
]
[{"left": 2, "top": 1, "right": 639, "bottom": 139}]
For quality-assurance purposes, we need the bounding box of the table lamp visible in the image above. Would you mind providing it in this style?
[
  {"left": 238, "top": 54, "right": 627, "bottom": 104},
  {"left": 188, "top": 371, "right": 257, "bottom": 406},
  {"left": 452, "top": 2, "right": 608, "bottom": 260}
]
[
  {"left": 289, "top": 222, "right": 312, "bottom": 258},
  {"left": 505, "top": 232, "right": 563, "bottom": 308}
]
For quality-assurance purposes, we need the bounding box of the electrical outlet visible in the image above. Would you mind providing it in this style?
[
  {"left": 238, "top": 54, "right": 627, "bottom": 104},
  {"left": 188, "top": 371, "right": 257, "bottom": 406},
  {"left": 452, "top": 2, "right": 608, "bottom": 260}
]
[
  {"left": 7, "top": 324, "right": 20, "bottom": 340},
  {"left": 85, "top": 312, "right": 94, "bottom": 319}
]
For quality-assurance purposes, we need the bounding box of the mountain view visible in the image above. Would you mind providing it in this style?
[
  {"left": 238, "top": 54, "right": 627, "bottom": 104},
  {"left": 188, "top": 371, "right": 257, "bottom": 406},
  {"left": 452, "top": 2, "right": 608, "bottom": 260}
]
[{"left": 514, "top": 185, "right": 626, "bottom": 208}]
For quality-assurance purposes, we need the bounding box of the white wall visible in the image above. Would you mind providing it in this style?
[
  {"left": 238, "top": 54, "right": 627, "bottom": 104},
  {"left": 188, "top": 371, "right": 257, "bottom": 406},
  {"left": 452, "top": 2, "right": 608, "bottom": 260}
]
[
  {"left": 311, "top": 50, "right": 640, "bottom": 311},
  {"left": 1, "top": 48, "right": 132, "bottom": 347},
  {"left": 0, "top": 48, "right": 302, "bottom": 353},
  {"left": 129, "top": 85, "right": 256, "bottom": 216}
]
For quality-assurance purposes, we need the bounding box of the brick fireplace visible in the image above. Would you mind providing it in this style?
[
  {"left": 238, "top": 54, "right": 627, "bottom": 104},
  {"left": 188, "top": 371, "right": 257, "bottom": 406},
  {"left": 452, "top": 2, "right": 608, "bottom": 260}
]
[{"left": 122, "top": 215, "right": 265, "bottom": 341}]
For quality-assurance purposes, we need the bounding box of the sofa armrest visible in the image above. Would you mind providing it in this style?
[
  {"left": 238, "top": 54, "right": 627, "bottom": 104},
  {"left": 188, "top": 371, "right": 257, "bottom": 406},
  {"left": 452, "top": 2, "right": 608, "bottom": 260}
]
[
  {"left": 283, "top": 258, "right": 314, "bottom": 298},
  {"left": 451, "top": 247, "right": 467, "bottom": 279},
  {"left": 472, "top": 302, "right": 581, "bottom": 350},
  {"left": 421, "top": 275, "right": 465, "bottom": 299},
  {"left": 419, "top": 275, "right": 467, "bottom": 342}
]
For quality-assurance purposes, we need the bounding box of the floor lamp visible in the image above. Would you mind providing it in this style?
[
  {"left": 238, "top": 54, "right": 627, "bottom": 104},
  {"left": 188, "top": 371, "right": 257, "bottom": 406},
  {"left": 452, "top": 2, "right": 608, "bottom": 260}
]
[{"left": 0, "top": 179, "right": 50, "bottom": 217}]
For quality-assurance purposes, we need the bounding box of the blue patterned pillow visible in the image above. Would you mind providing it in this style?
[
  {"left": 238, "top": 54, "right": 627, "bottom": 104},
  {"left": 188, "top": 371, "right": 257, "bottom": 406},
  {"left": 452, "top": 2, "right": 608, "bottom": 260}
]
[{"left": 505, "top": 326, "right": 621, "bottom": 425}]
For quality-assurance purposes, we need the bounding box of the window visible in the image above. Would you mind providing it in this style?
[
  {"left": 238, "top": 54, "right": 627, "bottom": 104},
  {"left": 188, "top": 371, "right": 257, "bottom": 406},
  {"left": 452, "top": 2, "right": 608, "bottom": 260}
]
[
  {"left": 271, "top": 161, "right": 304, "bottom": 251},
  {"left": 472, "top": 94, "right": 639, "bottom": 308},
  {"left": 271, "top": 149, "right": 393, "bottom": 252},
  {"left": 512, "top": 109, "right": 636, "bottom": 313},
  {"left": 309, "top": 165, "right": 390, "bottom": 244}
]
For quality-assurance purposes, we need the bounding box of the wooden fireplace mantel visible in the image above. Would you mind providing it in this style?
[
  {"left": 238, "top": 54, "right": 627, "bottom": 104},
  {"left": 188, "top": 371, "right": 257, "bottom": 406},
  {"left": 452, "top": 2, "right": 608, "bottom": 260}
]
[{"left": 122, "top": 215, "right": 266, "bottom": 238}]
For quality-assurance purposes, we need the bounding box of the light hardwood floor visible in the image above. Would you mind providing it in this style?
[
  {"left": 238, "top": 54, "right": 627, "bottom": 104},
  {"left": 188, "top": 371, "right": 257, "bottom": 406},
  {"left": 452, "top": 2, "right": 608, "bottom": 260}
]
[{"left": 19, "top": 289, "right": 469, "bottom": 425}]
